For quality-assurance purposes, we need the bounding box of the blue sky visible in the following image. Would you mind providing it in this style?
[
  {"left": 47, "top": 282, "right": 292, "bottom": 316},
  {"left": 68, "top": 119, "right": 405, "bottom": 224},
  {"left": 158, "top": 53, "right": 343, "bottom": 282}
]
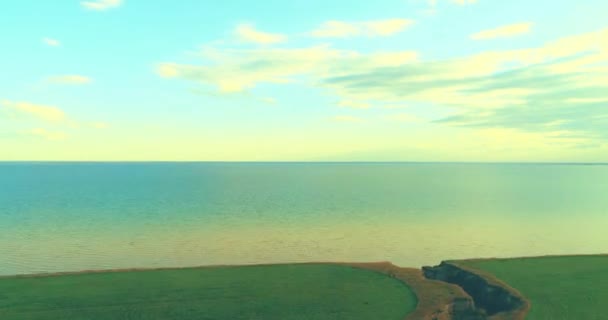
[{"left": 1, "top": 0, "right": 607, "bottom": 161}]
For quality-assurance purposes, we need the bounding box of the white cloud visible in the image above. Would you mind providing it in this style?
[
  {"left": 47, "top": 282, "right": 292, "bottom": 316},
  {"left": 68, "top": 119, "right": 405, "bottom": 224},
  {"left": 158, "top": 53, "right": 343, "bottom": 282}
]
[
  {"left": 324, "top": 28, "right": 608, "bottom": 143},
  {"left": 235, "top": 24, "right": 286, "bottom": 44},
  {"left": 43, "top": 38, "right": 60, "bottom": 47},
  {"left": 542, "top": 28, "right": 608, "bottom": 61},
  {"left": 310, "top": 19, "right": 414, "bottom": 38},
  {"left": 365, "top": 19, "right": 414, "bottom": 36},
  {"left": 158, "top": 64, "right": 180, "bottom": 78},
  {"left": 160, "top": 27, "right": 607, "bottom": 99},
  {"left": 158, "top": 46, "right": 349, "bottom": 92},
  {"left": 2, "top": 100, "right": 66, "bottom": 122},
  {"left": 81, "top": 0, "right": 123, "bottom": 11},
  {"left": 471, "top": 22, "right": 533, "bottom": 40},
  {"left": 157, "top": 45, "right": 417, "bottom": 93},
  {"left": 46, "top": 75, "right": 92, "bottom": 85},
  {"left": 312, "top": 21, "right": 358, "bottom": 38},
  {"left": 158, "top": 26, "right": 608, "bottom": 145},
  {"left": 362, "top": 51, "right": 419, "bottom": 67},
  {"left": 3, "top": 100, "right": 108, "bottom": 140}
]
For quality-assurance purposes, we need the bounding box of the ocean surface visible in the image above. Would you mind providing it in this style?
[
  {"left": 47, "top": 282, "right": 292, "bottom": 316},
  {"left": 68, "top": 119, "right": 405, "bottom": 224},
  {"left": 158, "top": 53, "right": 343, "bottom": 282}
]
[{"left": 1, "top": 162, "right": 607, "bottom": 276}]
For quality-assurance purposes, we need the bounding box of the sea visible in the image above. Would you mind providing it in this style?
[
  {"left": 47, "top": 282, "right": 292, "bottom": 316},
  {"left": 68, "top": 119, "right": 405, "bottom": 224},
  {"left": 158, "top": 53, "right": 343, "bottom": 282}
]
[{"left": 1, "top": 162, "right": 607, "bottom": 276}]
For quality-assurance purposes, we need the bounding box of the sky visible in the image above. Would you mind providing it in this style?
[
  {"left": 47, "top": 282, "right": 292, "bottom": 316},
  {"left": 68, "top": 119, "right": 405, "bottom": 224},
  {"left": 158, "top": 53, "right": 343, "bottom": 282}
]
[{"left": 1, "top": 0, "right": 607, "bottom": 161}]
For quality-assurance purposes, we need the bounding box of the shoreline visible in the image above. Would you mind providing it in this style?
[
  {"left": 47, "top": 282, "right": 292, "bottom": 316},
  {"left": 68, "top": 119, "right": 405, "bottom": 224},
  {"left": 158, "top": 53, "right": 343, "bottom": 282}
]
[
  {"left": 3, "top": 253, "right": 606, "bottom": 279},
  {"left": 0, "top": 261, "right": 470, "bottom": 320},
  {"left": 3, "top": 254, "right": 607, "bottom": 319}
]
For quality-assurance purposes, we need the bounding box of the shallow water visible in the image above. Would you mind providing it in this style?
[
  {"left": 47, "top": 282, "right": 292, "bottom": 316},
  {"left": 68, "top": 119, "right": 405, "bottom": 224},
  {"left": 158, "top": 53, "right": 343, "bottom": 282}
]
[{"left": 1, "top": 162, "right": 607, "bottom": 276}]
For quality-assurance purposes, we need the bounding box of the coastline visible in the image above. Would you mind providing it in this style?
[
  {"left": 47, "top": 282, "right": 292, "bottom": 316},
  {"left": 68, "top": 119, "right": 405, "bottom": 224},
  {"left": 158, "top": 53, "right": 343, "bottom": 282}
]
[{"left": 3, "top": 254, "right": 608, "bottom": 319}]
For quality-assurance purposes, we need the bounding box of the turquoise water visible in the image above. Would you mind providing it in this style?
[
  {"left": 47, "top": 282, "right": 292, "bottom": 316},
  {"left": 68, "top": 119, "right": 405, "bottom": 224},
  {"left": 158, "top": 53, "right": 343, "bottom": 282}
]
[{"left": 1, "top": 162, "right": 607, "bottom": 276}]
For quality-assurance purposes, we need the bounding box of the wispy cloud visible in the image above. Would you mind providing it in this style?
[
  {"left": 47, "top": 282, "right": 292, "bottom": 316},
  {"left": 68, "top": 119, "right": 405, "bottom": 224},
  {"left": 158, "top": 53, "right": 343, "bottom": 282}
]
[
  {"left": 471, "top": 22, "right": 533, "bottom": 40},
  {"left": 2, "top": 100, "right": 109, "bottom": 141},
  {"left": 158, "top": 46, "right": 342, "bottom": 93},
  {"left": 338, "top": 100, "right": 371, "bottom": 109},
  {"left": 89, "top": 122, "right": 109, "bottom": 129},
  {"left": 332, "top": 115, "right": 364, "bottom": 123},
  {"left": 310, "top": 19, "right": 414, "bottom": 38},
  {"left": 26, "top": 128, "right": 67, "bottom": 140},
  {"left": 42, "top": 37, "right": 60, "bottom": 47},
  {"left": 2, "top": 100, "right": 66, "bottom": 123},
  {"left": 157, "top": 45, "right": 417, "bottom": 93},
  {"left": 260, "top": 97, "right": 277, "bottom": 105},
  {"left": 450, "top": 0, "right": 478, "bottom": 5},
  {"left": 325, "top": 28, "right": 608, "bottom": 140},
  {"left": 235, "top": 24, "right": 286, "bottom": 44},
  {"left": 46, "top": 75, "right": 92, "bottom": 85},
  {"left": 81, "top": 0, "right": 123, "bottom": 11},
  {"left": 385, "top": 113, "right": 424, "bottom": 123},
  {"left": 421, "top": 0, "right": 477, "bottom": 14},
  {"left": 426, "top": 0, "right": 478, "bottom": 6},
  {"left": 158, "top": 26, "right": 608, "bottom": 145}
]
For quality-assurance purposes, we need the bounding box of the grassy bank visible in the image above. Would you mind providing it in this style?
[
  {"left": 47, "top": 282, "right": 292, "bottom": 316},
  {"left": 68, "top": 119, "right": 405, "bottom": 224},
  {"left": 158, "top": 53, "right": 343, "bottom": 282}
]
[
  {"left": 457, "top": 255, "right": 608, "bottom": 320},
  {"left": 0, "top": 264, "right": 416, "bottom": 320}
]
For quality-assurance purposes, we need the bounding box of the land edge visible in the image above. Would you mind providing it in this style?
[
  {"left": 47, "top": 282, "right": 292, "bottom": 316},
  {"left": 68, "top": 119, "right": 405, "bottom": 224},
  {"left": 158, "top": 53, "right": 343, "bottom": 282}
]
[
  {"left": 3, "top": 255, "right": 606, "bottom": 319},
  {"left": 432, "top": 253, "right": 608, "bottom": 319},
  {"left": 10, "top": 252, "right": 606, "bottom": 279},
  {"left": 0, "top": 261, "right": 474, "bottom": 320},
  {"left": 3, "top": 253, "right": 605, "bottom": 279}
]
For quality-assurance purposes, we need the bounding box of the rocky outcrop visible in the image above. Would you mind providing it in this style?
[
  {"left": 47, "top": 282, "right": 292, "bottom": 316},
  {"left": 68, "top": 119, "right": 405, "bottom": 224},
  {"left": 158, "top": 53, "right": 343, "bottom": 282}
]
[
  {"left": 422, "top": 262, "right": 527, "bottom": 319},
  {"left": 426, "top": 296, "right": 487, "bottom": 320},
  {"left": 345, "top": 262, "right": 487, "bottom": 320},
  {"left": 450, "top": 297, "right": 487, "bottom": 320}
]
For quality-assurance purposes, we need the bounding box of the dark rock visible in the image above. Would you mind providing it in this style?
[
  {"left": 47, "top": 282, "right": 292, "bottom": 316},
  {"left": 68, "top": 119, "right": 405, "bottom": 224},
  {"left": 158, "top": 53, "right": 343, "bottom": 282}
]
[{"left": 423, "top": 262, "right": 525, "bottom": 318}]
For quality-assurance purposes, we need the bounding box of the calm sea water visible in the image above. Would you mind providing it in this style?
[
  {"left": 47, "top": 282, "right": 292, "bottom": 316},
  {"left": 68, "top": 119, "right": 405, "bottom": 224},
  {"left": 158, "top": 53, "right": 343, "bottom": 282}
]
[{"left": 1, "top": 162, "right": 607, "bottom": 276}]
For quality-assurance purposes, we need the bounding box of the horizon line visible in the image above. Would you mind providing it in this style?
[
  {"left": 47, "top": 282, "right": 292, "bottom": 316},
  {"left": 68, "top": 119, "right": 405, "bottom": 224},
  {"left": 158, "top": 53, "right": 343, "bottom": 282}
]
[{"left": 1, "top": 161, "right": 607, "bottom": 165}]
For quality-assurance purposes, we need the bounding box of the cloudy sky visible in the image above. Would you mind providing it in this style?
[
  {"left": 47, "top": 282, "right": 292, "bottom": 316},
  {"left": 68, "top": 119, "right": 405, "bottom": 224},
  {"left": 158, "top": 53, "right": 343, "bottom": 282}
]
[{"left": 1, "top": 0, "right": 607, "bottom": 161}]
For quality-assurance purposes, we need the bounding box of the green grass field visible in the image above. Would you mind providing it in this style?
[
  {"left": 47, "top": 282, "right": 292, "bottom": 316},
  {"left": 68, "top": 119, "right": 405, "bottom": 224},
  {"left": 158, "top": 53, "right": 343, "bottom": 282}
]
[
  {"left": 458, "top": 255, "right": 608, "bottom": 320},
  {"left": 0, "top": 264, "right": 416, "bottom": 320}
]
